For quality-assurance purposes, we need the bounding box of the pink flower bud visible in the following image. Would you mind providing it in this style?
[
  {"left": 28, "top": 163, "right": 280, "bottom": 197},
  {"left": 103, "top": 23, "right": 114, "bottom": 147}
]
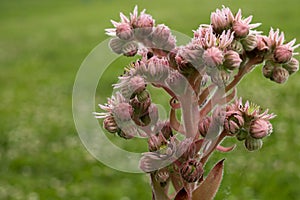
[
  {"left": 233, "top": 20, "right": 249, "bottom": 38},
  {"left": 225, "top": 112, "right": 244, "bottom": 135},
  {"left": 116, "top": 23, "right": 134, "bottom": 40},
  {"left": 257, "top": 35, "right": 270, "bottom": 52},
  {"left": 122, "top": 41, "right": 138, "bottom": 57},
  {"left": 198, "top": 117, "right": 212, "bottom": 137},
  {"left": 271, "top": 67, "right": 289, "bottom": 84},
  {"left": 273, "top": 45, "right": 293, "bottom": 63},
  {"left": 210, "top": 6, "right": 234, "bottom": 34},
  {"left": 223, "top": 50, "right": 242, "bottom": 70},
  {"left": 103, "top": 115, "right": 120, "bottom": 133},
  {"left": 241, "top": 34, "right": 257, "bottom": 51},
  {"left": 112, "top": 102, "right": 133, "bottom": 122},
  {"left": 180, "top": 159, "right": 204, "bottom": 183},
  {"left": 202, "top": 47, "right": 224, "bottom": 67},
  {"left": 250, "top": 119, "right": 273, "bottom": 139},
  {"left": 148, "top": 133, "right": 167, "bottom": 152},
  {"left": 109, "top": 38, "right": 126, "bottom": 54},
  {"left": 151, "top": 24, "right": 171, "bottom": 47},
  {"left": 283, "top": 57, "right": 299, "bottom": 75},
  {"left": 128, "top": 75, "right": 146, "bottom": 94},
  {"left": 133, "top": 13, "right": 154, "bottom": 38},
  {"left": 130, "top": 94, "right": 151, "bottom": 117},
  {"left": 244, "top": 136, "right": 263, "bottom": 151}
]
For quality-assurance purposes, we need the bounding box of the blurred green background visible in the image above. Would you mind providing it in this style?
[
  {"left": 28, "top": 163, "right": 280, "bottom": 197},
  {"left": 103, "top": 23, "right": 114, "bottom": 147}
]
[{"left": 1, "top": 0, "right": 300, "bottom": 199}]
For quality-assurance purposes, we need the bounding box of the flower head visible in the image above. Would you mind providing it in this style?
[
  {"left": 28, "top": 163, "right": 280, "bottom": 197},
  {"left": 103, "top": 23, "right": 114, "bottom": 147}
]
[
  {"left": 211, "top": 6, "right": 234, "bottom": 34},
  {"left": 233, "top": 9, "right": 261, "bottom": 38}
]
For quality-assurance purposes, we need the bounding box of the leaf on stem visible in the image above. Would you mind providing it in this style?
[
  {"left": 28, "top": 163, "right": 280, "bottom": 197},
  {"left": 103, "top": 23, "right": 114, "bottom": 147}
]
[{"left": 192, "top": 159, "right": 225, "bottom": 200}]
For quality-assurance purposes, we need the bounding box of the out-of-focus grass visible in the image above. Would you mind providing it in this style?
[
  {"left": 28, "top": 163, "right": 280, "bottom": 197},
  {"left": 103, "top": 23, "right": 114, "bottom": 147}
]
[{"left": 0, "top": 0, "right": 299, "bottom": 199}]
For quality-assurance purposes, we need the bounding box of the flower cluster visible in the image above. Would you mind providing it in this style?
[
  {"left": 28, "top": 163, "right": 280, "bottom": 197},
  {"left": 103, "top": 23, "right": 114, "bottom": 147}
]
[{"left": 95, "top": 6, "right": 299, "bottom": 200}]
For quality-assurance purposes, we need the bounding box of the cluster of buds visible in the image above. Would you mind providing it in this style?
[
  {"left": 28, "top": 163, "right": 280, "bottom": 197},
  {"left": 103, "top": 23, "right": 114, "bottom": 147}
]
[
  {"left": 225, "top": 98, "right": 275, "bottom": 151},
  {"left": 95, "top": 5, "right": 299, "bottom": 200},
  {"left": 106, "top": 6, "right": 176, "bottom": 57}
]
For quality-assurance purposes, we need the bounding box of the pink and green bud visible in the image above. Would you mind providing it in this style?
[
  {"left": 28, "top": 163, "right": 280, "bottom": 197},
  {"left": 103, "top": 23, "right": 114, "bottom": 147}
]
[
  {"left": 228, "top": 39, "right": 244, "bottom": 54},
  {"left": 148, "top": 133, "right": 167, "bottom": 152},
  {"left": 198, "top": 117, "right": 212, "bottom": 137},
  {"left": 283, "top": 57, "right": 299, "bottom": 75},
  {"left": 210, "top": 69, "right": 230, "bottom": 87},
  {"left": 112, "top": 102, "right": 133, "bottom": 122},
  {"left": 103, "top": 115, "right": 120, "bottom": 133},
  {"left": 249, "top": 119, "right": 273, "bottom": 139},
  {"left": 225, "top": 112, "right": 244, "bottom": 135},
  {"left": 133, "top": 13, "right": 154, "bottom": 38},
  {"left": 210, "top": 6, "right": 234, "bottom": 34},
  {"left": 232, "top": 20, "right": 249, "bottom": 38},
  {"left": 116, "top": 23, "right": 134, "bottom": 40},
  {"left": 202, "top": 47, "right": 224, "bottom": 68},
  {"left": 223, "top": 50, "right": 242, "bottom": 70},
  {"left": 128, "top": 75, "right": 146, "bottom": 95},
  {"left": 262, "top": 60, "right": 276, "bottom": 79},
  {"left": 151, "top": 24, "right": 171, "bottom": 47},
  {"left": 241, "top": 34, "right": 257, "bottom": 51},
  {"left": 273, "top": 45, "right": 293, "bottom": 63},
  {"left": 180, "top": 159, "right": 204, "bottom": 183},
  {"left": 271, "top": 67, "right": 289, "bottom": 84},
  {"left": 131, "top": 94, "right": 151, "bottom": 117},
  {"left": 244, "top": 136, "right": 263, "bottom": 151}
]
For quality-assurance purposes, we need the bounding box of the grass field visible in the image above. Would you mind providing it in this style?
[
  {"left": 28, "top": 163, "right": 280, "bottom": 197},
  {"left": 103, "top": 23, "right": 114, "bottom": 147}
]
[{"left": 1, "top": 0, "right": 300, "bottom": 199}]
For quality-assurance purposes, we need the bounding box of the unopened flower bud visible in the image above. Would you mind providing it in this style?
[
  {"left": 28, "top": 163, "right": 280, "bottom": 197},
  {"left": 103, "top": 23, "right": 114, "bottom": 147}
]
[
  {"left": 241, "top": 34, "right": 257, "bottom": 51},
  {"left": 155, "top": 168, "right": 170, "bottom": 187},
  {"left": 161, "top": 121, "right": 173, "bottom": 140},
  {"left": 233, "top": 21, "right": 249, "bottom": 38},
  {"left": 116, "top": 23, "right": 134, "bottom": 40},
  {"left": 112, "top": 102, "right": 133, "bottom": 122},
  {"left": 271, "top": 67, "right": 289, "bottom": 84},
  {"left": 148, "top": 133, "right": 167, "bottom": 152},
  {"left": 210, "top": 69, "right": 230, "bottom": 87},
  {"left": 228, "top": 40, "right": 244, "bottom": 54},
  {"left": 180, "top": 159, "right": 204, "bottom": 183},
  {"left": 257, "top": 35, "right": 270, "bottom": 52},
  {"left": 210, "top": 7, "right": 234, "bottom": 34},
  {"left": 131, "top": 93, "right": 151, "bottom": 117},
  {"left": 244, "top": 136, "right": 263, "bottom": 151},
  {"left": 128, "top": 75, "right": 146, "bottom": 94},
  {"left": 122, "top": 41, "right": 138, "bottom": 57},
  {"left": 225, "top": 112, "right": 244, "bottom": 135},
  {"left": 151, "top": 24, "right": 171, "bottom": 47},
  {"left": 133, "top": 13, "right": 154, "bottom": 38},
  {"left": 163, "top": 35, "right": 176, "bottom": 51},
  {"left": 250, "top": 119, "right": 273, "bottom": 139},
  {"left": 223, "top": 50, "right": 242, "bottom": 70},
  {"left": 236, "top": 129, "right": 248, "bottom": 141},
  {"left": 109, "top": 38, "right": 126, "bottom": 54},
  {"left": 273, "top": 45, "right": 293, "bottom": 63},
  {"left": 198, "top": 117, "right": 212, "bottom": 137},
  {"left": 262, "top": 60, "right": 276, "bottom": 79},
  {"left": 202, "top": 47, "right": 224, "bottom": 68},
  {"left": 283, "top": 57, "right": 299, "bottom": 75},
  {"left": 103, "top": 115, "right": 120, "bottom": 133},
  {"left": 137, "top": 90, "right": 150, "bottom": 102}
]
